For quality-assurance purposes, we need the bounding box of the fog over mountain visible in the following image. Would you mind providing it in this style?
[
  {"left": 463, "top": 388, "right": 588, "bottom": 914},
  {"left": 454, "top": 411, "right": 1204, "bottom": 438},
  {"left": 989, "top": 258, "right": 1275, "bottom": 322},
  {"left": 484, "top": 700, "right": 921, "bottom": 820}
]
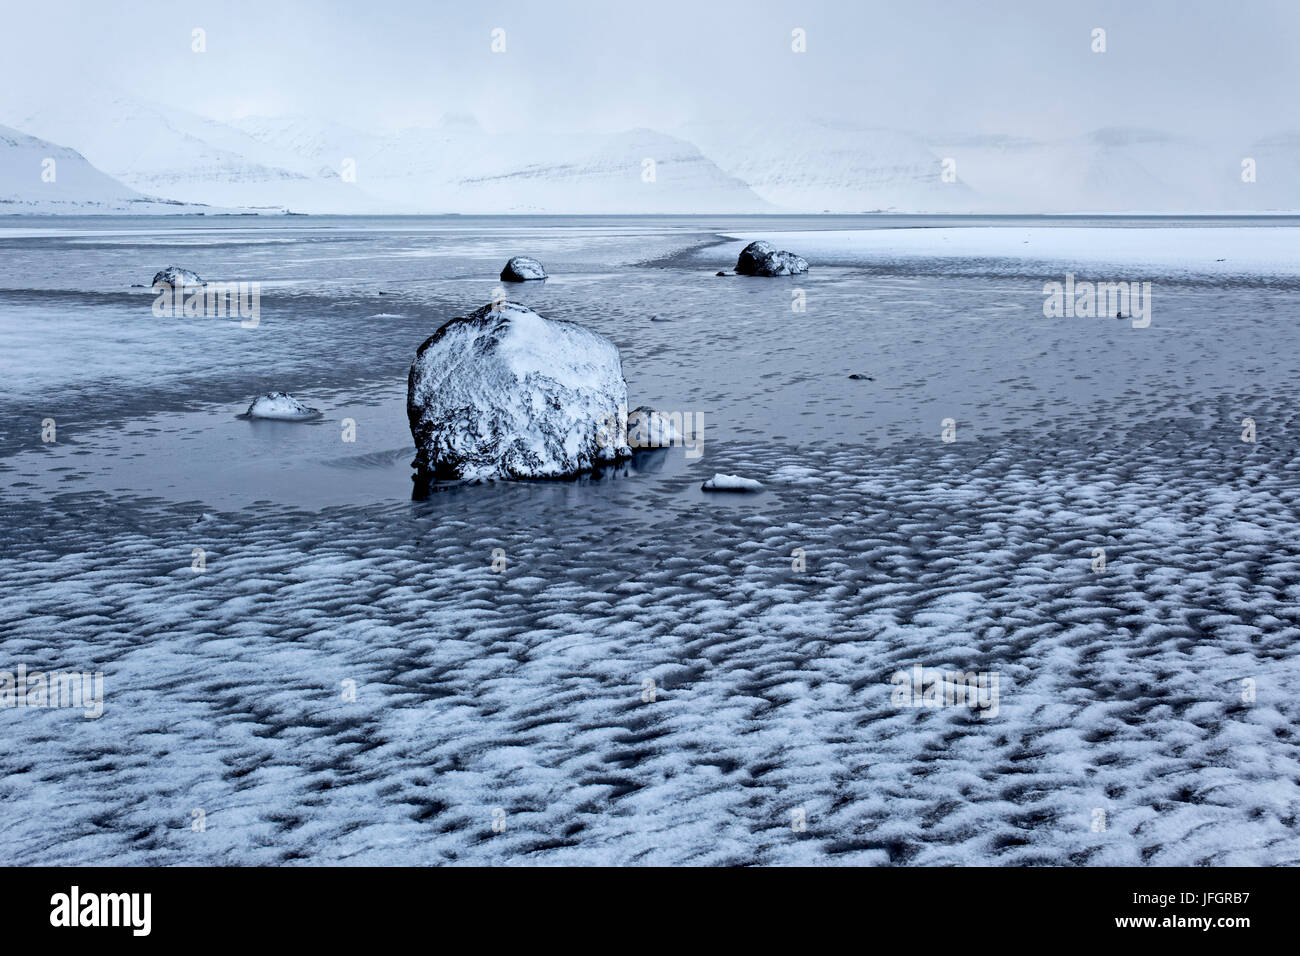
[{"left": 1, "top": 0, "right": 1297, "bottom": 213}]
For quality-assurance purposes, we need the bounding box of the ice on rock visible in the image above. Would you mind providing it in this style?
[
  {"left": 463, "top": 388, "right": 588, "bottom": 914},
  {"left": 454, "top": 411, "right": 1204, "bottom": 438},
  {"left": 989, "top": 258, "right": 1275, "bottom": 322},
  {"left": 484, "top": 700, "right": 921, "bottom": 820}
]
[
  {"left": 407, "top": 301, "right": 631, "bottom": 481},
  {"left": 702, "top": 473, "right": 763, "bottom": 492},
  {"left": 151, "top": 265, "right": 204, "bottom": 288},
  {"left": 245, "top": 391, "right": 322, "bottom": 421},
  {"left": 734, "top": 240, "right": 809, "bottom": 277},
  {"left": 627, "top": 406, "right": 681, "bottom": 449},
  {"left": 500, "top": 256, "right": 548, "bottom": 282}
]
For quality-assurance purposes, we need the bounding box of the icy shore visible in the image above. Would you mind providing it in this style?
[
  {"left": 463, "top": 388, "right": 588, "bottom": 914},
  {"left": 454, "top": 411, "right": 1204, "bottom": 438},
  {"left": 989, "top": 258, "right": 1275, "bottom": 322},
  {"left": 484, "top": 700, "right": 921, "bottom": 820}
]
[{"left": 1, "top": 402, "right": 1297, "bottom": 865}]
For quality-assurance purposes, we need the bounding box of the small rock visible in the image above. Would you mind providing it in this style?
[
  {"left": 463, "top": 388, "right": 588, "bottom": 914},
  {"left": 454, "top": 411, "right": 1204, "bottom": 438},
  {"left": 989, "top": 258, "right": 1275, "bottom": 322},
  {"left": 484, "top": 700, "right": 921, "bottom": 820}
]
[
  {"left": 734, "top": 240, "right": 808, "bottom": 277},
  {"left": 848, "top": 373, "right": 874, "bottom": 381},
  {"left": 245, "top": 392, "right": 322, "bottom": 421},
  {"left": 628, "top": 406, "right": 681, "bottom": 449},
  {"left": 151, "top": 266, "right": 204, "bottom": 288},
  {"left": 500, "top": 256, "right": 548, "bottom": 282}
]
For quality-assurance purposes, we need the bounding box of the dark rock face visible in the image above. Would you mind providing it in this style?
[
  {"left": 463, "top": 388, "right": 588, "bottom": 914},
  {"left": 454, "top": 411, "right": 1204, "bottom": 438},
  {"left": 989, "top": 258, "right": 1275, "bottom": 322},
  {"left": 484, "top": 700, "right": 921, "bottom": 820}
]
[
  {"left": 734, "top": 240, "right": 808, "bottom": 277},
  {"left": 499, "top": 256, "right": 548, "bottom": 282},
  {"left": 407, "top": 301, "right": 630, "bottom": 481},
  {"left": 151, "top": 266, "right": 204, "bottom": 288}
]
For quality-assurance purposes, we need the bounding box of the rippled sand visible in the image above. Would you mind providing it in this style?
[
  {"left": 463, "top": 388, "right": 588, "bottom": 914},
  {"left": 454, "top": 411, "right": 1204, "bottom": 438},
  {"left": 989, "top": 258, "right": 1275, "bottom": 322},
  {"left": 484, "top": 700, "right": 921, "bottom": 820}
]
[{"left": 2, "top": 216, "right": 1298, "bottom": 865}]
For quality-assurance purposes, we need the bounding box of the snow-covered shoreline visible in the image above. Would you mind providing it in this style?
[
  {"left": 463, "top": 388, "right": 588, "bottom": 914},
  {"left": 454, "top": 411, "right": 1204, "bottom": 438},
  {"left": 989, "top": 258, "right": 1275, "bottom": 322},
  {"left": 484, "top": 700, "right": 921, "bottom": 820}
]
[
  {"left": 3, "top": 216, "right": 1299, "bottom": 866},
  {"left": 720, "top": 226, "right": 1300, "bottom": 277},
  {"left": 3, "top": 401, "right": 1298, "bottom": 865}
]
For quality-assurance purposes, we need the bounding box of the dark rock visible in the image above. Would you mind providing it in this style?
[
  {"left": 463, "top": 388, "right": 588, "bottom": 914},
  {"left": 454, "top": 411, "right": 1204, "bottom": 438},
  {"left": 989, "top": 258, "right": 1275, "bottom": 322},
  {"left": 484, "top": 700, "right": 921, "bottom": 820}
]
[
  {"left": 245, "top": 392, "right": 322, "bottom": 421},
  {"left": 734, "top": 240, "right": 808, "bottom": 277},
  {"left": 151, "top": 266, "right": 204, "bottom": 288},
  {"left": 500, "top": 256, "right": 547, "bottom": 282}
]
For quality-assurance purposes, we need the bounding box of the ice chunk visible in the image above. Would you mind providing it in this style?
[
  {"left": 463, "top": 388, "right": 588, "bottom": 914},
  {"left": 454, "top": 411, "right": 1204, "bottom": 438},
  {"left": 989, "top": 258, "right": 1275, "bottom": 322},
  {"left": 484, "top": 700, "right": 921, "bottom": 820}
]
[{"left": 702, "top": 473, "right": 763, "bottom": 492}]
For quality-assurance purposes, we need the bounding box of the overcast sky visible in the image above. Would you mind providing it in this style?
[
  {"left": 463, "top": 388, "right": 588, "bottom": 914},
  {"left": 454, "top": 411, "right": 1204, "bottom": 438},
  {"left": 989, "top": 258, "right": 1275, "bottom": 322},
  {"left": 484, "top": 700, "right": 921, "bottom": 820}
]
[{"left": 2, "top": 0, "right": 1297, "bottom": 140}]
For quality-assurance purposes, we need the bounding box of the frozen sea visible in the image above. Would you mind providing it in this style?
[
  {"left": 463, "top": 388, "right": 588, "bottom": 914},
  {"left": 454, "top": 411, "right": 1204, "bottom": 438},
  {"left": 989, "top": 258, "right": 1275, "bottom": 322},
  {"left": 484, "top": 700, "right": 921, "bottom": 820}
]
[{"left": 1, "top": 214, "right": 1299, "bottom": 865}]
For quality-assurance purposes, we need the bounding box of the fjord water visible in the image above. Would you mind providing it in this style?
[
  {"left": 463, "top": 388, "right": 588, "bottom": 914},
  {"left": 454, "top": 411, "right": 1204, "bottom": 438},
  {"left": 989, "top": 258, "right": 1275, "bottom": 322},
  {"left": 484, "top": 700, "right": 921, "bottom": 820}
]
[{"left": 2, "top": 215, "right": 1299, "bottom": 865}]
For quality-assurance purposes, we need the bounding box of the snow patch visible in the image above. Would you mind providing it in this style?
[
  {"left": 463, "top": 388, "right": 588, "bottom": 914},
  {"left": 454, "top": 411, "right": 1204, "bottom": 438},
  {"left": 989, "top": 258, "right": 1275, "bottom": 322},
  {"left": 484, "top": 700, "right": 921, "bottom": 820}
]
[{"left": 702, "top": 473, "right": 763, "bottom": 492}]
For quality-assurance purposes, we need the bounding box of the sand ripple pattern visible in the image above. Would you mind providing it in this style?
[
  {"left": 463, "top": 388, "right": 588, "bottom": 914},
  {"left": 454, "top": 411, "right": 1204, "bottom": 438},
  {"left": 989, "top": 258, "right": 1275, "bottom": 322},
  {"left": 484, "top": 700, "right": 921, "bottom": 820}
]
[{"left": 2, "top": 394, "right": 1298, "bottom": 865}]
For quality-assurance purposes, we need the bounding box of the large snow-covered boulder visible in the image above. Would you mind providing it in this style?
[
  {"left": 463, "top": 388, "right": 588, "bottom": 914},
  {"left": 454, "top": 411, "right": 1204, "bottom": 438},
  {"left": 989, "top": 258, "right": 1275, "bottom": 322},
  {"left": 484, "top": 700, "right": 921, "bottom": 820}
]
[
  {"left": 407, "top": 301, "right": 631, "bottom": 480},
  {"left": 500, "top": 256, "right": 547, "bottom": 282},
  {"left": 734, "top": 240, "right": 808, "bottom": 277},
  {"left": 152, "top": 265, "right": 204, "bottom": 288}
]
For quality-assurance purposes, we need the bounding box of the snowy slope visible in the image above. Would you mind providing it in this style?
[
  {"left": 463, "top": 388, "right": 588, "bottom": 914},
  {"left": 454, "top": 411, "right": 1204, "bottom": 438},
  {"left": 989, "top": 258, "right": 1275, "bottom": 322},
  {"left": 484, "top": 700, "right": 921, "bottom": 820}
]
[
  {"left": 446, "top": 128, "right": 771, "bottom": 214},
  {"left": 1239, "top": 131, "right": 1300, "bottom": 212},
  {"left": 684, "top": 117, "right": 1300, "bottom": 214},
  {"left": 234, "top": 116, "right": 770, "bottom": 213},
  {"left": 7, "top": 90, "right": 387, "bottom": 214},
  {"left": 932, "top": 129, "right": 1216, "bottom": 213},
  {"left": 0, "top": 124, "right": 219, "bottom": 214},
  {"left": 681, "top": 116, "right": 979, "bottom": 212},
  {"left": 230, "top": 114, "right": 377, "bottom": 179},
  {"left": 5, "top": 84, "right": 1298, "bottom": 213}
]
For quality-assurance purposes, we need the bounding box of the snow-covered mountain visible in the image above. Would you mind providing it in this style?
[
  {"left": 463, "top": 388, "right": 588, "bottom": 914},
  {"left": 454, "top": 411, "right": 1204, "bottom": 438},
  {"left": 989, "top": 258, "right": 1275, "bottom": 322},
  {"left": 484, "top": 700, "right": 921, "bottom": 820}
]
[
  {"left": 230, "top": 114, "right": 381, "bottom": 178},
  {"left": 680, "top": 116, "right": 979, "bottom": 213},
  {"left": 436, "top": 127, "right": 770, "bottom": 213},
  {"left": 927, "top": 128, "right": 1283, "bottom": 214},
  {"left": 6, "top": 90, "right": 385, "bottom": 213},
  {"left": 11, "top": 91, "right": 768, "bottom": 213},
  {"left": 3, "top": 86, "right": 1297, "bottom": 214},
  {"left": 683, "top": 117, "right": 1300, "bottom": 214},
  {"left": 235, "top": 115, "right": 770, "bottom": 213},
  {"left": 0, "top": 124, "right": 218, "bottom": 214},
  {"left": 1237, "top": 131, "right": 1300, "bottom": 212}
]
